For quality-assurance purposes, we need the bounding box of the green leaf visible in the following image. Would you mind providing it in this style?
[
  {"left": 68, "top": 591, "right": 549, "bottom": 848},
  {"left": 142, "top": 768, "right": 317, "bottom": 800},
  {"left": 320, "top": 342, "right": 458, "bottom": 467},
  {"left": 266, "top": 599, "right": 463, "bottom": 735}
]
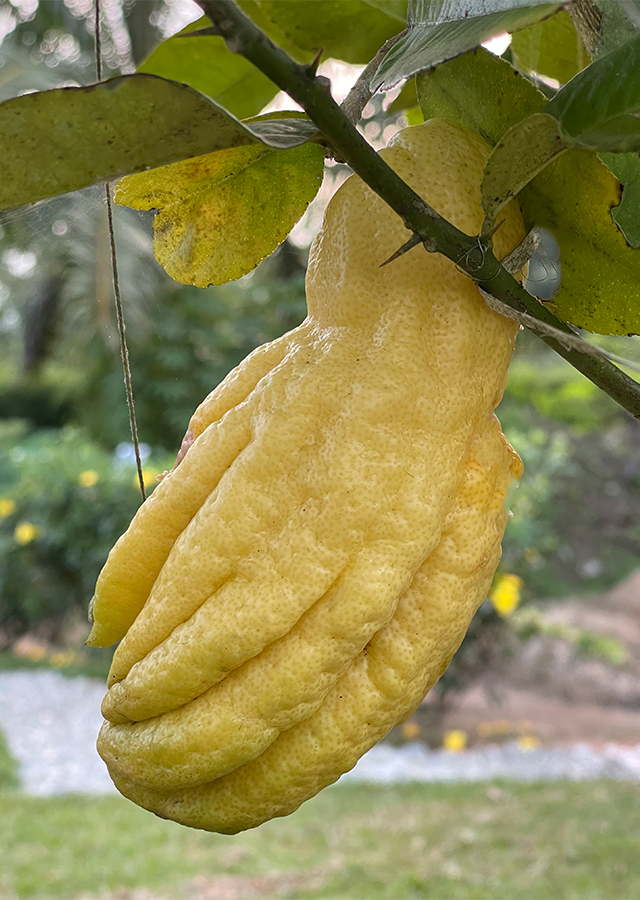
[
  {"left": 411, "top": 0, "right": 556, "bottom": 24},
  {"left": 0, "top": 75, "right": 318, "bottom": 212},
  {"left": 374, "top": 3, "right": 561, "bottom": 89},
  {"left": 115, "top": 143, "right": 324, "bottom": 287},
  {"left": 243, "top": 114, "right": 319, "bottom": 147},
  {"left": 249, "top": 0, "right": 406, "bottom": 65},
  {"left": 520, "top": 150, "right": 640, "bottom": 334},
  {"left": 599, "top": 151, "right": 640, "bottom": 248},
  {"left": 545, "top": 34, "right": 640, "bottom": 152},
  {"left": 418, "top": 48, "right": 640, "bottom": 334},
  {"left": 138, "top": 17, "right": 278, "bottom": 119},
  {"left": 236, "top": 0, "right": 322, "bottom": 62},
  {"left": 417, "top": 47, "right": 545, "bottom": 145},
  {"left": 481, "top": 112, "right": 566, "bottom": 234},
  {"left": 510, "top": 10, "right": 590, "bottom": 83}
]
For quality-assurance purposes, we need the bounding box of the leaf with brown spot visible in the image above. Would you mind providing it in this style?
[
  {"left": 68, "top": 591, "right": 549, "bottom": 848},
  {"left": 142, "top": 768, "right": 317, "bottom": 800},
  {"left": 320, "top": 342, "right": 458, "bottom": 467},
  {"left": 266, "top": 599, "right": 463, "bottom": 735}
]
[{"left": 115, "top": 143, "right": 324, "bottom": 286}]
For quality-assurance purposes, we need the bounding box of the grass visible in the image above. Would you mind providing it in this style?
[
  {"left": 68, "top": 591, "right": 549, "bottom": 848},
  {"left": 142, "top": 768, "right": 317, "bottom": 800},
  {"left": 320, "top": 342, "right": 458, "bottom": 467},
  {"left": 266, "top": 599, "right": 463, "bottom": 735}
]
[
  {"left": 0, "top": 781, "right": 638, "bottom": 899},
  {"left": 0, "top": 650, "right": 113, "bottom": 681},
  {"left": 0, "top": 729, "right": 18, "bottom": 792}
]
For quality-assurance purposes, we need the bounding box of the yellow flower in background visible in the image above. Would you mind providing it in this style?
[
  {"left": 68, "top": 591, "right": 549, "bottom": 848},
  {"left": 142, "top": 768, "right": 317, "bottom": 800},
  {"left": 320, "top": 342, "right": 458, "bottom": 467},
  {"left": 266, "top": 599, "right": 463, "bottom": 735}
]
[
  {"left": 517, "top": 736, "right": 541, "bottom": 752},
  {"left": 0, "top": 498, "right": 16, "bottom": 518},
  {"left": 14, "top": 522, "right": 41, "bottom": 545},
  {"left": 490, "top": 573, "right": 523, "bottom": 617},
  {"left": 401, "top": 721, "right": 421, "bottom": 741},
  {"left": 51, "top": 650, "right": 79, "bottom": 669},
  {"left": 143, "top": 469, "right": 158, "bottom": 489},
  {"left": 79, "top": 470, "right": 100, "bottom": 488},
  {"left": 134, "top": 469, "right": 159, "bottom": 490},
  {"left": 443, "top": 730, "right": 468, "bottom": 753}
]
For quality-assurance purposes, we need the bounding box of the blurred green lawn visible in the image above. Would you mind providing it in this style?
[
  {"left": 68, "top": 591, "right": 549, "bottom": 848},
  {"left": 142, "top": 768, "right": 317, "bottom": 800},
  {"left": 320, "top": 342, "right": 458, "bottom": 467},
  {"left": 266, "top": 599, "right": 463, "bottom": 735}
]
[{"left": 0, "top": 779, "right": 638, "bottom": 900}]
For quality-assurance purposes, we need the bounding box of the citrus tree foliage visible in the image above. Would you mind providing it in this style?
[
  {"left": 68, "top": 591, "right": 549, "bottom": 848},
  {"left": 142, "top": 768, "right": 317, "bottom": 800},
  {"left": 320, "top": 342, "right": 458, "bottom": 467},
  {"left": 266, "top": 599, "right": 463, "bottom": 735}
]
[
  {"left": 2, "top": 0, "right": 640, "bottom": 338},
  {"left": 0, "top": 425, "right": 171, "bottom": 640}
]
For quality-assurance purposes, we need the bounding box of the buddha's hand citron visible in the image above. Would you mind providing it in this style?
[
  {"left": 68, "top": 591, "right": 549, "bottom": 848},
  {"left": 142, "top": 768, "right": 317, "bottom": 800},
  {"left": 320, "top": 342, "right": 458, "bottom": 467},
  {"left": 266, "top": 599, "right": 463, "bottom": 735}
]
[{"left": 88, "top": 119, "right": 524, "bottom": 834}]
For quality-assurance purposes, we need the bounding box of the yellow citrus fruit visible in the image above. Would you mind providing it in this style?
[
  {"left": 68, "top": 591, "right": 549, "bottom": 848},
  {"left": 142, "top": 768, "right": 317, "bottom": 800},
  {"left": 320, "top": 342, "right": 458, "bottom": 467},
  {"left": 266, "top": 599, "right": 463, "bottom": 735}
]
[{"left": 89, "top": 119, "right": 524, "bottom": 834}]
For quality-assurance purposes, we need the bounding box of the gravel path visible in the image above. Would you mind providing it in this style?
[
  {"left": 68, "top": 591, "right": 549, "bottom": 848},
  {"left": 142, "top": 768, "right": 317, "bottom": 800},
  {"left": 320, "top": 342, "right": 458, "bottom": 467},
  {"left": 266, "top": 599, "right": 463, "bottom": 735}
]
[
  {"left": 0, "top": 670, "right": 639, "bottom": 796},
  {"left": 0, "top": 670, "right": 115, "bottom": 795}
]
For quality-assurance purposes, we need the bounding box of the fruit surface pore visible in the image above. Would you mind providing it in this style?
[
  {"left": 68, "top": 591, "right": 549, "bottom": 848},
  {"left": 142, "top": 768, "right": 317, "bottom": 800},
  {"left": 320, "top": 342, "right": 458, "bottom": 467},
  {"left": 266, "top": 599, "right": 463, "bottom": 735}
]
[{"left": 90, "top": 119, "right": 524, "bottom": 834}]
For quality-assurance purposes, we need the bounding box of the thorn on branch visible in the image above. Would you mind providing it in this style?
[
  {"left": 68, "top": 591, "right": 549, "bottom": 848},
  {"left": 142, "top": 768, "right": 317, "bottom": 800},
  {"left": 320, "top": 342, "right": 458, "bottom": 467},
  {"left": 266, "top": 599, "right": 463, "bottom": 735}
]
[
  {"left": 380, "top": 233, "right": 422, "bottom": 267},
  {"left": 305, "top": 49, "right": 323, "bottom": 77}
]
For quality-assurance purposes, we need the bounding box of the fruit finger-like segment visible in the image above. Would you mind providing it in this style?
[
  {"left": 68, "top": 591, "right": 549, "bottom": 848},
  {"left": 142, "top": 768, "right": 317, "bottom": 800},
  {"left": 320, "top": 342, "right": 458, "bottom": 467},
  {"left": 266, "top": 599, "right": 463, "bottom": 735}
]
[
  {"left": 103, "top": 327, "right": 471, "bottom": 719},
  {"left": 101, "top": 527, "right": 345, "bottom": 722},
  {"left": 107, "top": 417, "right": 521, "bottom": 833},
  {"left": 87, "top": 333, "right": 293, "bottom": 649},
  {"left": 98, "top": 542, "right": 414, "bottom": 788},
  {"left": 104, "top": 328, "right": 352, "bottom": 689},
  {"left": 102, "top": 425, "right": 452, "bottom": 722}
]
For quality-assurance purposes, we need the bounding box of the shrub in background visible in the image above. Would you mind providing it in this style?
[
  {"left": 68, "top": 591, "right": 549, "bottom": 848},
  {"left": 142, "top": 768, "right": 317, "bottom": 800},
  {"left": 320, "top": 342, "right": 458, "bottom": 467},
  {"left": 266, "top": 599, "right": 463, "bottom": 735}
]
[
  {"left": 0, "top": 424, "right": 171, "bottom": 641},
  {"left": 73, "top": 247, "right": 307, "bottom": 452},
  {"left": 499, "top": 346, "right": 640, "bottom": 599}
]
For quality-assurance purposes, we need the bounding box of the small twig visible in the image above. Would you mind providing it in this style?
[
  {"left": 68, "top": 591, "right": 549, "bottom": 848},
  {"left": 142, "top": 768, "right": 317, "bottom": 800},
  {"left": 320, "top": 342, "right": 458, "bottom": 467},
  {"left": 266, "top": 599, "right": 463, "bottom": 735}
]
[
  {"left": 95, "top": 0, "right": 146, "bottom": 501},
  {"left": 104, "top": 187, "right": 146, "bottom": 501},
  {"left": 196, "top": 0, "right": 640, "bottom": 420},
  {"left": 481, "top": 289, "right": 640, "bottom": 373},
  {"left": 340, "top": 30, "right": 406, "bottom": 124}
]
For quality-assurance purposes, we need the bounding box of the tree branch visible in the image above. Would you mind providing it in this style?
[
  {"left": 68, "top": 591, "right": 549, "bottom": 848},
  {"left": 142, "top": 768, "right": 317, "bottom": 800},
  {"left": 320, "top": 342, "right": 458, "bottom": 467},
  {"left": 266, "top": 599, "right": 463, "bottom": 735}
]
[
  {"left": 567, "top": 0, "right": 602, "bottom": 58},
  {"left": 197, "top": 0, "right": 640, "bottom": 420}
]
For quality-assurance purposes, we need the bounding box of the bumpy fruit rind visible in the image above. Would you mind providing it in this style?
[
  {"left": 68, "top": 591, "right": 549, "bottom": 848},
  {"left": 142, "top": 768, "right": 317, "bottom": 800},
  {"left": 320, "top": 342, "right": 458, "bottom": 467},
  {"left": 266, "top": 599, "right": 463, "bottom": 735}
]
[{"left": 90, "top": 119, "right": 524, "bottom": 834}]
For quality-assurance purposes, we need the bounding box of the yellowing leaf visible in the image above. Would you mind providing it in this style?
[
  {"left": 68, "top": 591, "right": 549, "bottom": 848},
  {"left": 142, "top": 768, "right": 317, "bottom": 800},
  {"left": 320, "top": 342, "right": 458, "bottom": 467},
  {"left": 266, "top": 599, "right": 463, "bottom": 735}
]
[
  {"left": 116, "top": 143, "right": 324, "bottom": 287},
  {"left": 521, "top": 149, "right": 640, "bottom": 334},
  {"left": 0, "top": 75, "right": 264, "bottom": 213}
]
